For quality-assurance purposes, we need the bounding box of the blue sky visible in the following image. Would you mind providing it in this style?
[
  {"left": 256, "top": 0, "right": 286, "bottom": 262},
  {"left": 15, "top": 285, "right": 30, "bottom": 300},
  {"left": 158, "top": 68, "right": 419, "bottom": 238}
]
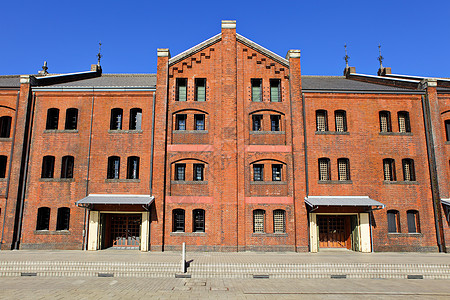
[{"left": 2, "top": 0, "right": 450, "bottom": 77}]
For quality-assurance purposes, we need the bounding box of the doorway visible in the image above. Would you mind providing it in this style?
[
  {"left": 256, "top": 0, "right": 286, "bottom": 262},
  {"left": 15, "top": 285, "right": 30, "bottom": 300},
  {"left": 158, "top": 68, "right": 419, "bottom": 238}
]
[
  {"left": 317, "top": 215, "right": 351, "bottom": 249},
  {"left": 100, "top": 214, "right": 142, "bottom": 249}
]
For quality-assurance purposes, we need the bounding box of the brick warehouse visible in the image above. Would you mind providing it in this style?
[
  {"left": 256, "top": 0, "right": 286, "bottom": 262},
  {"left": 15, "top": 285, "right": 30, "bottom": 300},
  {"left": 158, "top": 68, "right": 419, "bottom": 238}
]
[{"left": 0, "top": 20, "right": 450, "bottom": 252}]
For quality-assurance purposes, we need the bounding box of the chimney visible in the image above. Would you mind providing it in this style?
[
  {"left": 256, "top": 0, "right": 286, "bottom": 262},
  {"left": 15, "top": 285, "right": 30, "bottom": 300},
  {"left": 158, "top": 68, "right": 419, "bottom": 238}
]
[
  {"left": 377, "top": 67, "right": 392, "bottom": 76},
  {"left": 221, "top": 20, "right": 236, "bottom": 30}
]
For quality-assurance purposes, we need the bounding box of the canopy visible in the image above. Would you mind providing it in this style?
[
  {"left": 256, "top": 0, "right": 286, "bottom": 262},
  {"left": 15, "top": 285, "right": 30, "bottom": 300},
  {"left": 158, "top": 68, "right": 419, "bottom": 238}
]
[
  {"left": 441, "top": 199, "right": 450, "bottom": 206},
  {"left": 305, "top": 196, "right": 385, "bottom": 209},
  {"left": 76, "top": 194, "right": 154, "bottom": 207}
]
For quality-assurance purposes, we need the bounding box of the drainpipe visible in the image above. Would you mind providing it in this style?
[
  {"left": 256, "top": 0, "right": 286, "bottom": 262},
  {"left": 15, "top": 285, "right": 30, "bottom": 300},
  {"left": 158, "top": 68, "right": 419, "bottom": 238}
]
[
  {"left": 148, "top": 92, "right": 156, "bottom": 251},
  {"left": 301, "top": 93, "right": 310, "bottom": 252}
]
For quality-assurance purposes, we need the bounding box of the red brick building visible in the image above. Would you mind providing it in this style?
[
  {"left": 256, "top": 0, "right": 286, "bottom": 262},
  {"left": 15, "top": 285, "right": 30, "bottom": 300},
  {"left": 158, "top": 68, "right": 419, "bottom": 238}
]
[{"left": 0, "top": 20, "right": 449, "bottom": 252}]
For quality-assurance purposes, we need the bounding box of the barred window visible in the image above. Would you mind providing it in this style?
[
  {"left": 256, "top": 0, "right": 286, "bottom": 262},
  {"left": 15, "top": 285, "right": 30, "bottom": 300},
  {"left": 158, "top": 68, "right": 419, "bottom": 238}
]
[
  {"left": 110, "top": 108, "right": 123, "bottom": 130},
  {"left": 176, "top": 114, "right": 187, "bottom": 130},
  {"left": 61, "top": 155, "right": 74, "bottom": 179},
  {"left": 0, "top": 116, "right": 12, "bottom": 137},
  {"left": 193, "top": 209, "right": 205, "bottom": 232},
  {"left": 46, "top": 108, "right": 59, "bottom": 130},
  {"left": 318, "top": 158, "right": 330, "bottom": 181},
  {"left": 270, "top": 115, "right": 281, "bottom": 131},
  {"left": 383, "top": 158, "right": 396, "bottom": 181},
  {"left": 316, "top": 110, "right": 328, "bottom": 132},
  {"left": 129, "top": 108, "right": 142, "bottom": 130},
  {"left": 407, "top": 210, "right": 420, "bottom": 233},
  {"left": 41, "top": 155, "right": 55, "bottom": 178},
  {"left": 273, "top": 210, "right": 286, "bottom": 233},
  {"left": 402, "top": 159, "right": 415, "bottom": 181},
  {"left": 272, "top": 164, "right": 282, "bottom": 181},
  {"left": 195, "top": 78, "right": 206, "bottom": 102},
  {"left": 176, "top": 78, "right": 187, "bottom": 101},
  {"left": 253, "top": 164, "right": 264, "bottom": 181},
  {"left": 175, "top": 164, "right": 186, "bottom": 181},
  {"left": 56, "top": 207, "right": 70, "bottom": 231},
  {"left": 251, "top": 79, "right": 262, "bottom": 102},
  {"left": 252, "top": 115, "right": 262, "bottom": 131},
  {"left": 398, "top": 111, "right": 410, "bottom": 133},
  {"left": 36, "top": 207, "right": 50, "bottom": 230},
  {"left": 387, "top": 210, "right": 400, "bottom": 233},
  {"left": 335, "top": 110, "right": 347, "bottom": 132},
  {"left": 173, "top": 209, "right": 185, "bottom": 232},
  {"left": 379, "top": 111, "right": 391, "bottom": 132},
  {"left": 253, "top": 209, "right": 265, "bottom": 233},
  {"left": 270, "top": 79, "right": 281, "bottom": 102},
  {"left": 107, "top": 156, "right": 120, "bottom": 179},
  {"left": 65, "top": 108, "right": 78, "bottom": 130},
  {"left": 337, "top": 158, "right": 350, "bottom": 181}
]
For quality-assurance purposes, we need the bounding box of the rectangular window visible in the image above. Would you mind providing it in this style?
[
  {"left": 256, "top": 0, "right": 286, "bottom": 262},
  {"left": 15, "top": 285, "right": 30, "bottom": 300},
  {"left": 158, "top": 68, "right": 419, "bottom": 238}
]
[
  {"left": 407, "top": 211, "right": 420, "bottom": 233},
  {"left": 251, "top": 79, "right": 262, "bottom": 102},
  {"left": 110, "top": 108, "right": 123, "bottom": 130},
  {"left": 193, "top": 164, "right": 204, "bottom": 181},
  {"left": 387, "top": 210, "right": 400, "bottom": 233},
  {"left": 402, "top": 159, "right": 415, "bottom": 181},
  {"left": 41, "top": 156, "right": 55, "bottom": 178},
  {"left": 176, "top": 114, "right": 187, "bottom": 130},
  {"left": 252, "top": 115, "right": 263, "bottom": 131},
  {"left": 337, "top": 158, "right": 350, "bottom": 181},
  {"left": 316, "top": 110, "right": 328, "bottom": 132},
  {"left": 195, "top": 78, "right": 206, "bottom": 102},
  {"left": 107, "top": 156, "right": 120, "bottom": 179},
  {"left": 273, "top": 210, "right": 286, "bottom": 233},
  {"left": 270, "top": 79, "right": 281, "bottom": 102},
  {"left": 194, "top": 114, "right": 205, "bottom": 130},
  {"left": 272, "top": 164, "right": 282, "bottom": 181},
  {"left": 173, "top": 209, "right": 185, "bottom": 232},
  {"left": 176, "top": 78, "right": 187, "bottom": 101},
  {"left": 270, "top": 115, "right": 281, "bottom": 131},
  {"left": 61, "top": 156, "right": 74, "bottom": 179},
  {"left": 56, "top": 207, "right": 70, "bottom": 231},
  {"left": 253, "top": 210, "right": 265, "bottom": 233},
  {"left": 398, "top": 111, "right": 411, "bottom": 133},
  {"left": 383, "top": 159, "right": 396, "bottom": 181},
  {"left": 445, "top": 120, "right": 450, "bottom": 141},
  {"left": 65, "top": 108, "right": 78, "bottom": 130},
  {"left": 318, "top": 158, "right": 330, "bottom": 181},
  {"left": 175, "top": 164, "right": 186, "bottom": 181},
  {"left": 253, "top": 164, "right": 264, "bottom": 181},
  {"left": 127, "top": 156, "right": 140, "bottom": 179},
  {"left": 335, "top": 110, "right": 347, "bottom": 132},
  {"left": 36, "top": 207, "right": 50, "bottom": 230},
  {"left": 130, "top": 108, "right": 142, "bottom": 130},
  {"left": 193, "top": 209, "right": 205, "bottom": 232},
  {"left": 379, "top": 111, "right": 391, "bottom": 132}
]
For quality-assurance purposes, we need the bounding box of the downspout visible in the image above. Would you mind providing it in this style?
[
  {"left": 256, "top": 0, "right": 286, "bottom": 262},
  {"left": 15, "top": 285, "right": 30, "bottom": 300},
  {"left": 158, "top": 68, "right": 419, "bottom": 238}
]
[
  {"left": 302, "top": 93, "right": 310, "bottom": 252},
  {"left": 421, "top": 94, "right": 444, "bottom": 252},
  {"left": 0, "top": 91, "right": 20, "bottom": 249},
  {"left": 12, "top": 91, "right": 36, "bottom": 249},
  {"left": 148, "top": 92, "right": 156, "bottom": 251},
  {"left": 288, "top": 65, "right": 298, "bottom": 251}
]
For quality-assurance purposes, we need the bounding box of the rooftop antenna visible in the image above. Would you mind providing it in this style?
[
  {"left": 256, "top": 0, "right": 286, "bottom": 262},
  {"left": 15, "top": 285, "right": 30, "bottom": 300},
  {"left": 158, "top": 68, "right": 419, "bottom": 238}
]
[
  {"left": 97, "top": 42, "right": 102, "bottom": 66},
  {"left": 378, "top": 44, "right": 384, "bottom": 69},
  {"left": 344, "top": 44, "right": 349, "bottom": 68}
]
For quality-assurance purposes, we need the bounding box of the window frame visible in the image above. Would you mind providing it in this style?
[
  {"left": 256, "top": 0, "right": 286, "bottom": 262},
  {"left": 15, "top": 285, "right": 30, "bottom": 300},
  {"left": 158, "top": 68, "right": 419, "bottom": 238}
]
[
  {"left": 316, "top": 110, "right": 328, "bottom": 132},
  {"left": 387, "top": 210, "right": 400, "bottom": 233},
  {"left": 0, "top": 155, "right": 7, "bottom": 178},
  {"left": 175, "top": 163, "right": 186, "bottom": 181},
  {"left": 334, "top": 110, "right": 347, "bottom": 132},
  {"left": 318, "top": 158, "right": 331, "bottom": 181},
  {"left": 252, "top": 114, "right": 263, "bottom": 131},
  {"left": 253, "top": 164, "right": 264, "bottom": 181},
  {"left": 110, "top": 108, "right": 123, "bottom": 130},
  {"left": 379, "top": 111, "right": 392, "bottom": 133},
  {"left": 46, "top": 108, "right": 59, "bottom": 130},
  {"left": 41, "top": 155, "right": 55, "bottom": 178},
  {"left": 64, "top": 108, "right": 78, "bottom": 130},
  {"left": 127, "top": 156, "right": 140, "bottom": 179},
  {"left": 36, "top": 207, "right": 50, "bottom": 231},
  {"left": 193, "top": 163, "right": 204, "bottom": 181},
  {"left": 337, "top": 158, "right": 350, "bottom": 181},
  {"left": 272, "top": 164, "right": 282, "bottom": 181},
  {"left": 56, "top": 207, "right": 70, "bottom": 231},
  {"left": 176, "top": 78, "right": 187, "bottom": 102},
  {"left": 193, "top": 209, "right": 205, "bottom": 232},
  {"left": 61, "top": 155, "right": 74, "bottom": 179},
  {"left": 407, "top": 210, "right": 420, "bottom": 233},
  {"left": 270, "top": 79, "right": 281, "bottom": 102},
  {"left": 253, "top": 209, "right": 265, "bottom": 233},
  {"left": 383, "top": 158, "right": 396, "bottom": 181},
  {"left": 402, "top": 158, "right": 415, "bottom": 181},
  {"left": 173, "top": 209, "right": 185, "bottom": 232},
  {"left": 273, "top": 209, "right": 286, "bottom": 233},
  {"left": 251, "top": 79, "right": 262, "bottom": 102},
  {"left": 194, "top": 114, "right": 205, "bottom": 131},
  {"left": 195, "top": 78, "right": 206, "bottom": 102},
  {"left": 270, "top": 115, "right": 281, "bottom": 131},
  {"left": 0, "top": 116, "right": 12, "bottom": 138},
  {"left": 129, "top": 108, "right": 142, "bottom": 130},
  {"left": 175, "top": 114, "right": 187, "bottom": 131},
  {"left": 107, "top": 156, "right": 120, "bottom": 179},
  {"left": 398, "top": 111, "right": 411, "bottom": 133}
]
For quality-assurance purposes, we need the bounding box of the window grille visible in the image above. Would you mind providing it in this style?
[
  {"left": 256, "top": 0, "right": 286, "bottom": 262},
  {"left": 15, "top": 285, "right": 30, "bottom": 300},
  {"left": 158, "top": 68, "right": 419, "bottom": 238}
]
[
  {"left": 46, "top": 108, "right": 59, "bottom": 130},
  {"left": 383, "top": 159, "right": 396, "bottom": 181},
  {"left": 316, "top": 110, "right": 327, "bottom": 131},
  {"left": 176, "top": 78, "right": 187, "bottom": 101},
  {"left": 110, "top": 108, "right": 123, "bottom": 130},
  {"left": 251, "top": 79, "right": 262, "bottom": 102},
  {"left": 176, "top": 114, "right": 187, "bottom": 130},
  {"left": 270, "top": 79, "right": 281, "bottom": 102},
  {"left": 335, "top": 110, "right": 347, "bottom": 132},
  {"left": 272, "top": 164, "right": 282, "bottom": 181},
  {"left": 337, "top": 158, "right": 349, "bottom": 181},
  {"left": 195, "top": 79, "right": 206, "bottom": 102},
  {"left": 271, "top": 115, "right": 281, "bottom": 131},
  {"left": 273, "top": 210, "right": 285, "bottom": 233},
  {"left": 173, "top": 209, "right": 185, "bottom": 232},
  {"left": 379, "top": 111, "right": 391, "bottom": 132},
  {"left": 175, "top": 164, "right": 186, "bottom": 181},
  {"left": 0, "top": 116, "right": 12, "bottom": 138},
  {"left": 318, "top": 158, "right": 330, "bottom": 181},
  {"left": 252, "top": 115, "right": 262, "bottom": 131},
  {"left": 130, "top": 108, "right": 142, "bottom": 130},
  {"left": 193, "top": 209, "right": 205, "bottom": 232},
  {"left": 36, "top": 207, "right": 50, "bottom": 230},
  {"left": 194, "top": 114, "right": 205, "bottom": 130},
  {"left": 398, "top": 111, "right": 410, "bottom": 133},
  {"left": 253, "top": 164, "right": 264, "bottom": 181},
  {"left": 65, "top": 108, "right": 78, "bottom": 130},
  {"left": 56, "top": 207, "right": 70, "bottom": 231},
  {"left": 253, "top": 210, "right": 265, "bottom": 233},
  {"left": 402, "top": 159, "right": 415, "bottom": 181}
]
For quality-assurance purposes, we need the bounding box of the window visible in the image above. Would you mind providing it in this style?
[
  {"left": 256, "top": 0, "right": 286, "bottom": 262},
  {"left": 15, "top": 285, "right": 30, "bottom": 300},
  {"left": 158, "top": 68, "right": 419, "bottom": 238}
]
[
  {"left": 253, "top": 209, "right": 265, "bottom": 233},
  {"left": 335, "top": 110, "right": 347, "bottom": 132},
  {"left": 0, "top": 155, "right": 7, "bottom": 178},
  {"left": 46, "top": 108, "right": 59, "bottom": 130},
  {"left": 252, "top": 115, "right": 262, "bottom": 131},
  {"left": 175, "top": 114, "right": 186, "bottom": 130},
  {"left": 383, "top": 158, "right": 396, "bottom": 181},
  {"left": 379, "top": 111, "right": 391, "bottom": 132},
  {"left": 270, "top": 115, "right": 281, "bottom": 131},
  {"left": 194, "top": 114, "right": 205, "bottom": 130},
  {"left": 253, "top": 164, "right": 264, "bottom": 181},
  {"left": 173, "top": 209, "right": 185, "bottom": 232},
  {"left": 127, "top": 156, "right": 140, "bottom": 179},
  {"left": 193, "top": 209, "right": 205, "bottom": 232},
  {"left": 318, "top": 158, "right": 330, "bottom": 181},
  {"left": 195, "top": 78, "right": 206, "bottom": 102},
  {"left": 176, "top": 78, "right": 187, "bottom": 101},
  {"left": 251, "top": 79, "right": 262, "bottom": 102},
  {"left": 107, "top": 156, "right": 120, "bottom": 179},
  {"left": 337, "top": 158, "right": 350, "bottom": 181},
  {"left": 398, "top": 111, "right": 411, "bottom": 133},
  {"left": 129, "top": 108, "right": 142, "bottom": 130},
  {"left": 41, "top": 156, "right": 55, "bottom": 178},
  {"left": 407, "top": 210, "right": 420, "bottom": 233},
  {"left": 387, "top": 210, "right": 400, "bottom": 233},
  {"left": 0, "top": 116, "right": 11, "bottom": 138},
  {"left": 316, "top": 110, "right": 328, "bottom": 132},
  {"left": 36, "top": 207, "right": 50, "bottom": 230},
  {"left": 110, "top": 108, "right": 123, "bottom": 130},
  {"left": 273, "top": 210, "right": 286, "bottom": 233},
  {"left": 272, "top": 164, "right": 282, "bottom": 181},
  {"left": 445, "top": 120, "right": 450, "bottom": 141},
  {"left": 270, "top": 79, "right": 281, "bottom": 102},
  {"left": 65, "top": 108, "right": 78, "bottom": 130},
  {"left": 402, "top": 159, "right": 415, "bottom": 181},
  {"left": 175, "top": 163, "right": 186, "bottom": 181},
  {"left": 61, "top": 156, "right": 74, "bottom": 179},
  {"left": 56, "top": 207, "right": 70, "bottom": 231},
  {"left": 193, "top": 164, "right": 204, "bottom": 181}
]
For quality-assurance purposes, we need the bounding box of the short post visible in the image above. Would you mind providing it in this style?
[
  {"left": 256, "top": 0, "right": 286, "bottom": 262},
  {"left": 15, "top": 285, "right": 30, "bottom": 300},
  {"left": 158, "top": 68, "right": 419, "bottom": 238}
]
[{"left": 181, "top": 242, "right": 186, "bottom": 273}]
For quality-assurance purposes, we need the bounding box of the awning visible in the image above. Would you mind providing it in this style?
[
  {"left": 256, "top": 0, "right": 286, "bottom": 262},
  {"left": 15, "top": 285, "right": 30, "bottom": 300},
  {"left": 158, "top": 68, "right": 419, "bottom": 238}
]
[
  {"left": 305, "top": 196, "right": 385, "bottom": 210},
  {"left": 441, "top": 199, "right": 450, "bottom": 206},
  {"left": 76, "top": 194, "right": 154, "bottom": 208}
]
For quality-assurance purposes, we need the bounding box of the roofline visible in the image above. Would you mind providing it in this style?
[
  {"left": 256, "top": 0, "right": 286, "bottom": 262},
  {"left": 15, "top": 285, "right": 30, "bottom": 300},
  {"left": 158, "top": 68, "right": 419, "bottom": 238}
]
[
  {"left": 169, "top": 33, "right": 222, "bottom": 66},
  {"left": 32, "top": 87, "right": 156, "bottom": 92},
  {"left": 236, "top": 34, "right": 289, "bottom": 67},
  {"left": 302, "top": 90, "right": 424, "bottom": 95}
]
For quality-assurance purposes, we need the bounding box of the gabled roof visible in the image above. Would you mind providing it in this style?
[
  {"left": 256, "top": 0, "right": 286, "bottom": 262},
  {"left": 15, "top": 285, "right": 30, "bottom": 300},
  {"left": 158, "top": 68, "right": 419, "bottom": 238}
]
[
  {"left": 34, "top": 74, "right": 157, "bottom": 88},
  {"left": 0, "top": 75, "right": 21, "bottom": 88}
]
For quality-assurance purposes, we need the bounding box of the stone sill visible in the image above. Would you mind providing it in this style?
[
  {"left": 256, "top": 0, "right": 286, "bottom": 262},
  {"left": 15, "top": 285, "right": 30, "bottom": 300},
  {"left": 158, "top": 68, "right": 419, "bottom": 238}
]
[
  {"left": 318, "top": 180, "right": 352, "bottom": 184},
  {"left": 34, "top": 230, "right": 71, "bottom": 235},
  {"left": 170, "top": 232, "right": 206, "bottom": 237},
  {"left": 379, "top": 132, "right": 413, "bottom": 136},
  {"left": 39, "top": 178, "right": 74, "bottom": 182},
  {"left": 383, "top": 180, "right": 419, "bottom": 185},
  {"left": 387, "top": 233, "right": 423, "bottom": 237},
  {"left": 44, "top": 129, "right": 79, "bottom": 133},
  {"left": 171, "top": 180, "right": 208, "bottom": 185},
  {"left": 252, "top": 233, "right": 288, "bottom": 237},
  {"left": 250, "top": 131, "right": 285, "bottom": 135},
  {"left": 173, "top": 130, "right": 208, "bottom": 134},
  {"left": 108, "top": 130, "right": 143, "bottom": 134},
  {"left": 0, "top": 178, "right": 7, "bottom": 182},
  {"left": 315, "top": 131, "right": 349, "bottom": 135},
  {"left": 105, "top": 179, "right": 141, "bottom": 183},
  {"left": 250, "top": 181, "right": 287, "bottom": 185},
  {"left": 0, "top": 137, "right": 12, "bottom": 141}
]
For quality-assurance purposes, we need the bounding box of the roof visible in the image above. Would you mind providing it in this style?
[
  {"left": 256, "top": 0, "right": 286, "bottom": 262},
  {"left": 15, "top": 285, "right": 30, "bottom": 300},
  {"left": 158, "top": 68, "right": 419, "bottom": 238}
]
[
  {"left": 441, "top": 199, "right": 450, "bottom": 206},
  {"left": 35, "top": 74, "right": 157, "bottom": 88},
  {"left": 0, "top": 75, "right": 20, "bottom": 88},
  {"left": 76, "top": 194, "right": 155, "bottom": 206},
  {"left": 304, "top": 196, "right": 385, "bottom": 208}
]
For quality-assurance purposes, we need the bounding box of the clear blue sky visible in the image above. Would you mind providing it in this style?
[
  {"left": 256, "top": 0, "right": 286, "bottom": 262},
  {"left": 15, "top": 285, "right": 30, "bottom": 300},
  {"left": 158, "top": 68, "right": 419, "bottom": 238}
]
[{"left": 2, "top": 0, "right": 450, "bottom": 77}]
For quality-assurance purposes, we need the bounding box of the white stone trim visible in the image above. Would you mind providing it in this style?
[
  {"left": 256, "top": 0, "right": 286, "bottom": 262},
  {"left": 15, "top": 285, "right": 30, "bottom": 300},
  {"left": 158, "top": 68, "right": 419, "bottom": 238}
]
[
  {"left": 87, "top": 211, "right": 99, "bottom": 251},
  {"left": 221, "top": 20, "right": 236, "bottom": 29}
]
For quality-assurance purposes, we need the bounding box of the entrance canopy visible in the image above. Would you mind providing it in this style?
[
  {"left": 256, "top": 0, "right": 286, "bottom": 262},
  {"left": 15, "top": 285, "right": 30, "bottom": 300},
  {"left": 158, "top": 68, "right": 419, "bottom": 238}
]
[
  {"left": 441, "top": 199, "right": 450, "bottom": 206},
  {"left": 76, "top": 194, "right": 154, "bottom": 208},
  {"left": 305, "top": 196, "right": 385, "bottom": 210}
]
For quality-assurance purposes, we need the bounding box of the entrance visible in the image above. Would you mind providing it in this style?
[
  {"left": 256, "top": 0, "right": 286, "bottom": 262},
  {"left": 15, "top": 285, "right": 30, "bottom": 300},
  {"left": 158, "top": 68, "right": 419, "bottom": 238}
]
[
  {"left": 317, "top": 215, "right": 351, "bottom": 249},
  {"left": 100, "top": 214, "right": 142, "bottom": 249}
]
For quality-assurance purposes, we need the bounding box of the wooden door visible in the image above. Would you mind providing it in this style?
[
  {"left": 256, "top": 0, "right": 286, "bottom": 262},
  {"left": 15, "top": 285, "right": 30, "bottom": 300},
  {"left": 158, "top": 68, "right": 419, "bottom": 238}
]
[
  {"left": 110, "top": 214, "right": 141, "bottom": 249},
  {"left": 318, "top": 215, "right": 350, "bottom": 248}
]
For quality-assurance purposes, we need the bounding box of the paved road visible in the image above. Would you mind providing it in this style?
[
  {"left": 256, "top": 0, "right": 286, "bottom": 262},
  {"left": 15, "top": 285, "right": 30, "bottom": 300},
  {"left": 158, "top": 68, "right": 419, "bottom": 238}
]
[{"left": 1, "top": 276, "right": 450, "bottom": 299}]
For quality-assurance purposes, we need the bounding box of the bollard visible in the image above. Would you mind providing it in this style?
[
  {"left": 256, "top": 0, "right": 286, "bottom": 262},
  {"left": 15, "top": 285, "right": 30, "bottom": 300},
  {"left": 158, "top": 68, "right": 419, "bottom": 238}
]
[{"left": 181, "top": 242, "right": 186, "bottom": 273}]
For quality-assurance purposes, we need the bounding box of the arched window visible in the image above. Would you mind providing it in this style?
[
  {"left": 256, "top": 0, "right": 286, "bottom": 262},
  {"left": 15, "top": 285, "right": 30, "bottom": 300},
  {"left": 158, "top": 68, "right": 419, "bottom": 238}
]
[
  {"left": 110, "top": 108, "right": 123, "bottom": 130},
  {"left": 65, "top": 108, "right": 78, "bottom": 130},
  {"left": 107, "top": 156, "right": 120, "bottom": 179},
  {"left": 61, "top": 156, "right": 74, "bottom": 178},
  {"left": 46, "top": 108, "right": 59, "bottom": 130},
  {"left": 383, "top": 158, "right": 396, "bottom": 181},
  {"left": 335, "top": 110, "right": 347, "bottom": 132},
  {"left": 407, "top": 210, "right": 420, "bottom": 233},
  {"left": 273, "top": 210, "right": 286, "bottom": 233},
  {"left": 193, "top": 209, "right": 205, "bottom": 232},
  {"left": 41, "top": 156, "right": 55, "bottom": 178},
  {"left": 379, "top": 111, "right": 391, "bottom": 132},
  {"left": 253, "top": 209, "right": 265, "bottom": 233},
  {"left": 0, "top": 116, "right": 12, "bottom": 137},
  {"left": 402, "top": 159, "right": 415, "bottom": 181},
  {"left": 337, "top": 158, "right": 350, "bottom": 181},
  {"left": 56, "top": 207, "right": 70, "bottom": 231},
  {"left": 127, "top": 156, "right": 140, "bottom": 179},
  {"left": 0, "top": 155, "right": 7, "bottom": 178},
  {"left": 318, "top": 158, "right": 330, "bottom": 181},
  {"left": 387, "top": 210, "right": 400, "bottom": 233},
  {"left": 398, "top": 111, "right": 411, "bottom": 133},
  {"left": 129, "top": 108, "right": 142, "bottom": 130},
  {"left": 173, "top": 209, "right": 185, "bottom": 232},
  {"left": 36, "top": 207, "right": 50, "bottom": 230},
  {"left": 445, "top": 120, "right": 450, "bottom": 141}
]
